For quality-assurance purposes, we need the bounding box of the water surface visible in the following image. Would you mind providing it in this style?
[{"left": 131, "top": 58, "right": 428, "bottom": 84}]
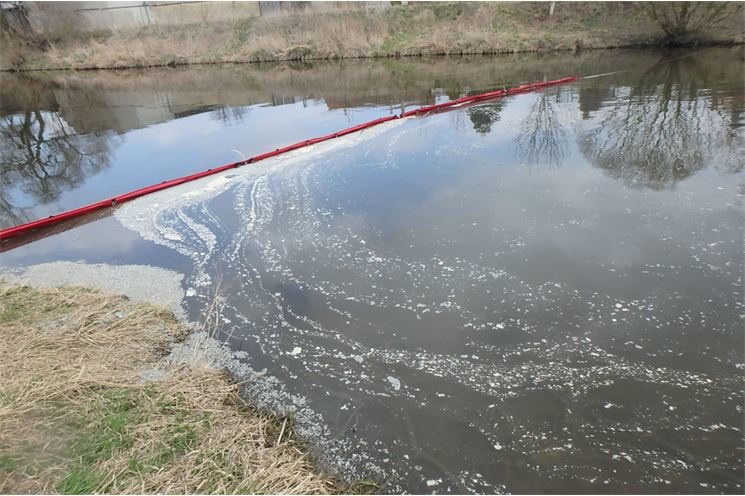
[{"left": 2, "top": 48, "right": 743, "bottom": 493}]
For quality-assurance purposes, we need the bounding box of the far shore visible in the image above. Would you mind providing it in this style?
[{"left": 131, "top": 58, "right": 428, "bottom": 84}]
[
  {"left": 2, "top": 2, "right": 743, "bottom": 72},
  {"left": 3, "top": 40, "right": 743, "bottom": 74}
]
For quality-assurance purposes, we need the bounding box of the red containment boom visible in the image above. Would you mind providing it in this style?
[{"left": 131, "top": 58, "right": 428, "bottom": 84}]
[{"left": 0, "top": 76, "right": 578, "bottom": 241}]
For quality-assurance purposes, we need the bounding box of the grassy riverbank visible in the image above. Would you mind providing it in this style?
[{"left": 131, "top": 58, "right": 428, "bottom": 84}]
[
  {"left": 3, "top": 2, "right": 743, "bottom": 71},
  {"left": 0, "top": 284, "right": 342, "bottom": 494}
]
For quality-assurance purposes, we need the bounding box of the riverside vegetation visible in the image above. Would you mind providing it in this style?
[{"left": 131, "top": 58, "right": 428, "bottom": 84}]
[
  {"left": 0, "top": 283, "right": 373, "bottom": 494},
  {"left": 1, "top": 2, "right": 743, "bottom": 71}
]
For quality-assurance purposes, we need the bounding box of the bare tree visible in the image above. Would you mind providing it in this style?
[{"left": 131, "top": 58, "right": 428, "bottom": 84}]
[
  {"left": 514, "top": 90, "right": 569, "bottom": 169},
  {"left": 578, "top": 54, "right": 742, "bottom": 190},
  {"left": 644, "top": 2, "right": 739, "bottom": 42}
]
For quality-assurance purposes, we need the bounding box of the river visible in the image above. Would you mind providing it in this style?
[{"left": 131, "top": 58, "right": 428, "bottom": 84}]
[{"left": 1, "top": 47, "right": 743, "bottom": 493}]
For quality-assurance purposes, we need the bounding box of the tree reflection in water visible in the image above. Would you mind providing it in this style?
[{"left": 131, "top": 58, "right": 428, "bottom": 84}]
[
  {"left": 514, "top": 89, "right": 570, "bottom": 169},
  {"left": 466, "top": 87, "right": 571, "bottom": 169},
  {"left": 579, "top": 55, "right": 743, "bottom": 190},
  {"left": 0, "top": 110, "right": 116, "bottom": 227},
  {"left": 467, "top": 100, "right": 505, "bottom": 135}
]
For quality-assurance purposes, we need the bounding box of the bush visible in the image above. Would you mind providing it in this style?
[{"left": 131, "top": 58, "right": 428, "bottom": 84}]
[{"left": 644, "top": 1, "right": 741, "bottom": 42}]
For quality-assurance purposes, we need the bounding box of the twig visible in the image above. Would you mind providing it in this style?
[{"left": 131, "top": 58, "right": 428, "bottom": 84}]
[{"left": 275, "top": 417, "right": 287, "bottom": 446}]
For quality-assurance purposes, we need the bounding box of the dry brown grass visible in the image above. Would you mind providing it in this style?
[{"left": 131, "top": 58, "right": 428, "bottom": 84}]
[
  {"left": 6, "top": 2, "right": 743, "bottom": 71},
  {"left": 0, "top": 284, "right": 338, "bottom": 494}
]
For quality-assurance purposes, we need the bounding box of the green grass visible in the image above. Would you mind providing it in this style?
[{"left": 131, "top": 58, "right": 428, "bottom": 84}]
[
  {"left": 0, "top": 455, "right": 20, "bottom": 473},
  {"left": 380, "top": 31, "right": 419, "bottom": 53},
  {"left": 53, "top": 388, "right": 140, "bottom": 493},
  {"left": 168, "top": 424, "right": 199, "bottom": 454},
  {"left": 74, "top": 390, "right": 137, "bottom": 465},
  {"left": 582, "top": 12, "right": 603, "bottom": 30},
  {"left": 141, "top": 424, "right": 199, "bottom": 473},
  {"left": 51, "top": 387, "right": 208, "bottom": 492},
  {"left": 126, "top": 456, "right": 145, "bottom": 475},
  {"left": 0, "top": 286, "right": 76, "bottom": 323},
  {"left": 286, "top": 45, "right": 314, "bottom": 60},
  {"left": 431, "top": 2, "right": 474, "bottom": 21},
  {"left": 234, "top": 17, "right": 257, "bottom": 44},
  {"left": 0, "top": 302, "right": 24, "bottom": 323},
  {"left": 56, "top": 466, "right": 102, "bottom": 494}
]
